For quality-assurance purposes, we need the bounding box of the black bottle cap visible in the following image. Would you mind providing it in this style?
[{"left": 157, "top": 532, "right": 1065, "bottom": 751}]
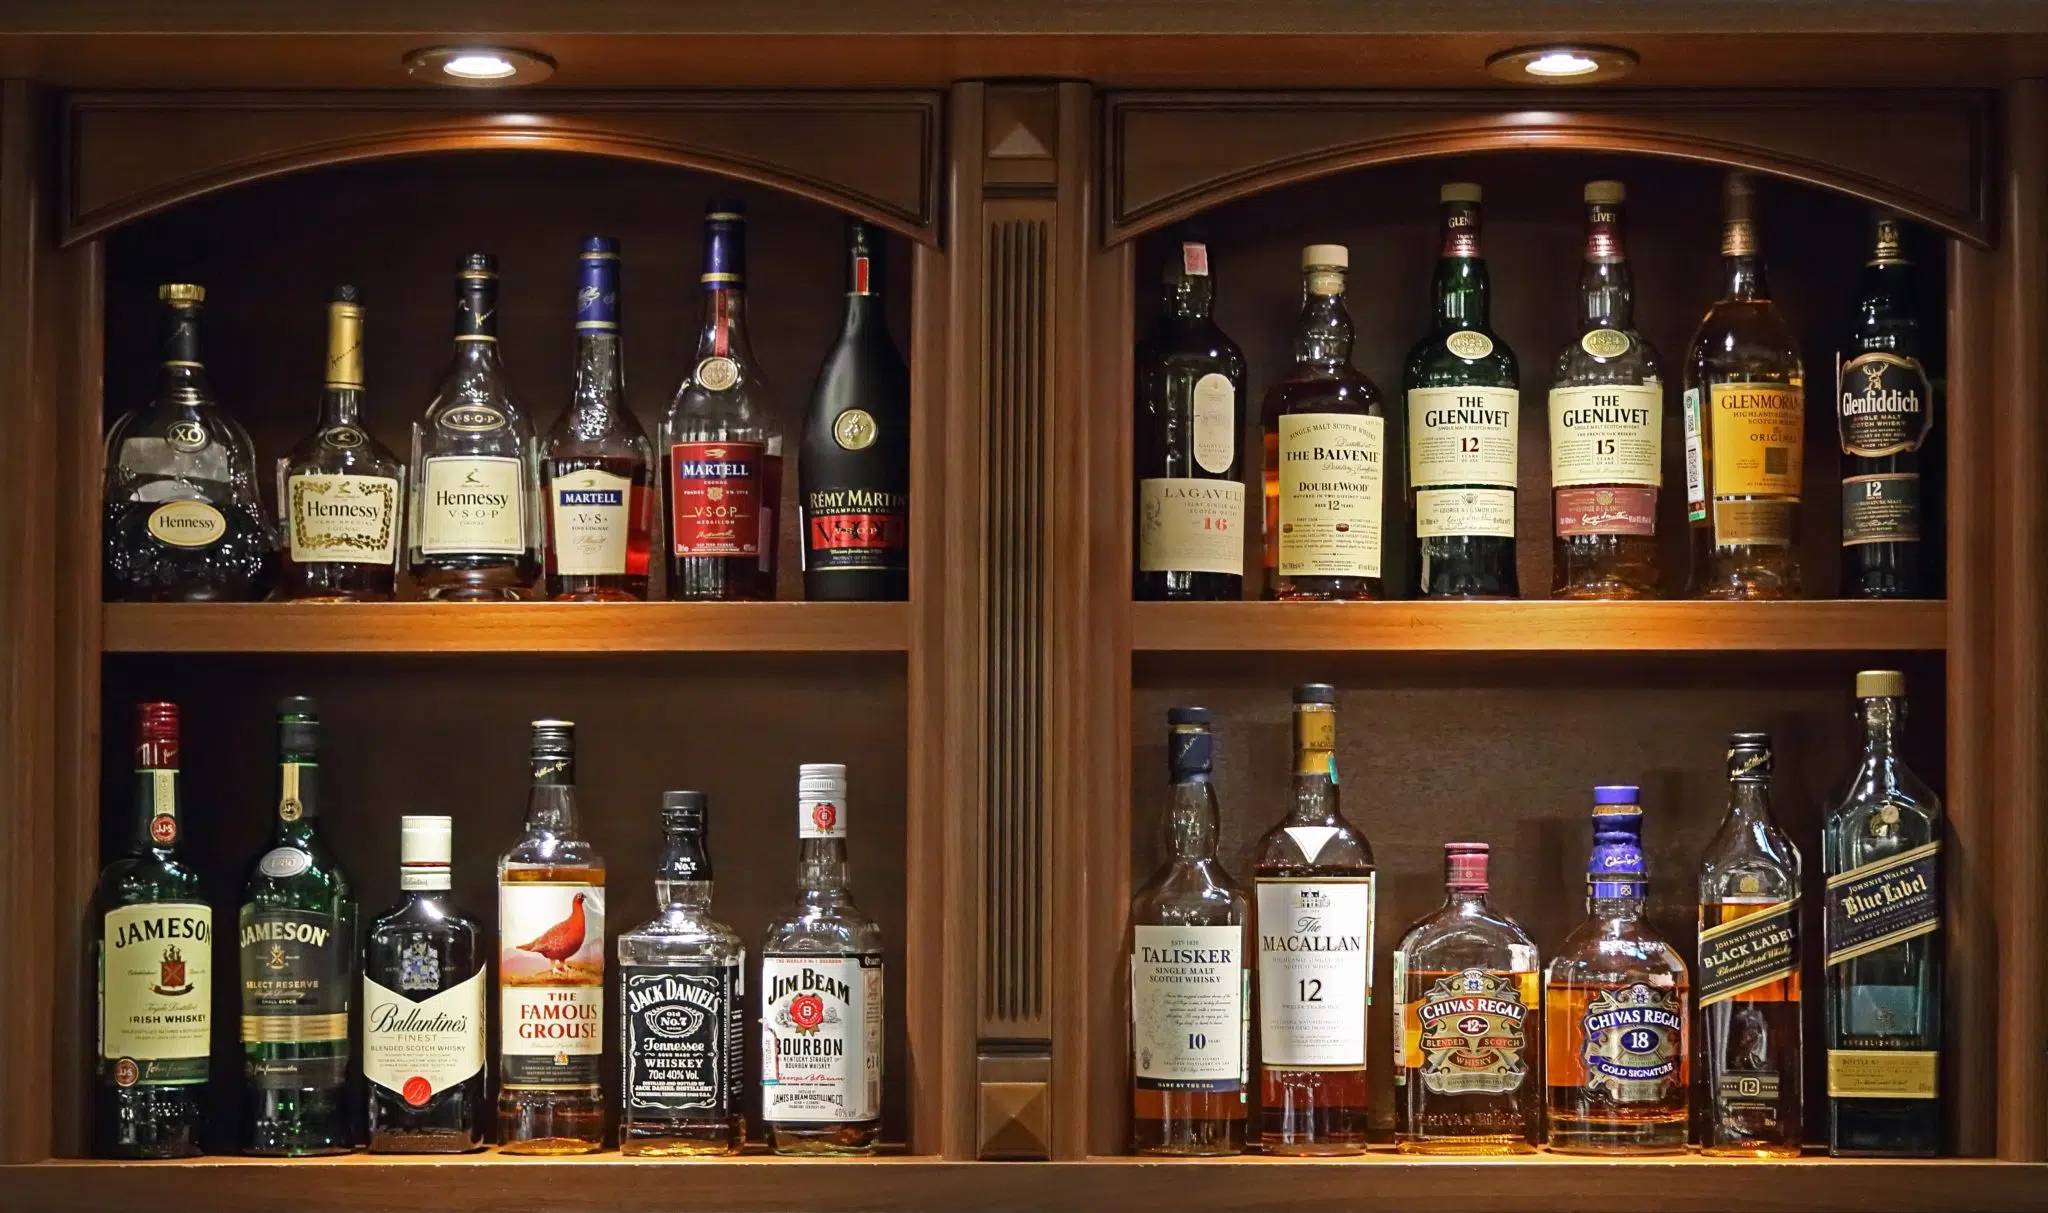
[
  {"left": 1166, "top": 706, "right": 1211, "bottom": 726},
  {"left": 277, "top": 695, "right": 317, "bottom": 720},
  {"left": 458, "top": 252, "right": 498, "bottom": 277},
  {"left": 277, "top": 696, "right": 318, "bottom": 755},
  {"left": 1292, "top": 683, "right": 1337, "bottom": 705},
  {"left": 662, "top": 790, "right": 709, "bottom": 831},
  {"left": 331, "top": 284, "right": 359, "bottom": 304},
  {"left": 1727, "top": 732, "right": 1773, "bottom": 780},
  {"left": 530, "top": 719, "right": 575, "bottom": 756}
]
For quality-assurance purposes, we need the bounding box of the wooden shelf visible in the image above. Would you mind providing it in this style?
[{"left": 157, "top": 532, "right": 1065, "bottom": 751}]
[
  {"left": 102, "top": 602, "right": 911, "bottom": 654},
  {"left": 1132, "top": 600, "right": 1948, "bottom": 653}
]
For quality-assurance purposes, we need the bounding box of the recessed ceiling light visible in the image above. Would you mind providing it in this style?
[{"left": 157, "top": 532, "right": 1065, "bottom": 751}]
[
  {"left": 1486, "top": 44, "right": 1638, "bottom": 85},
  {"left": 403, "top": 45, "right": 556, "bottom": 88}
]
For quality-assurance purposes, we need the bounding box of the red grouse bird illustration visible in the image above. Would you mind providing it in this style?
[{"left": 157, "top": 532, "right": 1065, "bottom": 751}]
[{"left": 516, "top": 892, "right": 588, "bottom": 975}]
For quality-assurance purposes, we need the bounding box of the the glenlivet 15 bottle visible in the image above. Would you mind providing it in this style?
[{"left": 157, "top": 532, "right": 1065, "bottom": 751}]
[{"left": 1838, "top": 217, "right": 1937, "bottom": 598}]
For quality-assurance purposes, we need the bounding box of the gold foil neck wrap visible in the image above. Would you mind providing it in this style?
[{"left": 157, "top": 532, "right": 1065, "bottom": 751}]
[
  {"left": 325, "top": 300, "right": 365, "bottom": 389},
  {"left": 1292, "top": 704, "right": 1336, "bottom": 774},
  {"left": 1872, "top": 218, "right": 1906, "bottom": 265},
  {"left": 242, "top": 1013, "right": 348, "bottom": 1043},
  {"left": 1721, "top": 219, "right": 1757, "bottom": 259}
]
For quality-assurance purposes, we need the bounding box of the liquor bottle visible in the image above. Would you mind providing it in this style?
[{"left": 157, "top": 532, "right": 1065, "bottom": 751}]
[
  {"left": 364, "top": 815, "right": 486, "bottom": 1153},
  {"left": 1252, "top": 684, "right": 1374, "bottom": 1154},
  {"left": 1129, "top": 707, "right": 1249, "bottom": 1155},
  {"left": 544, "top": 237, "right": 656, "bottom": 601},
  {"left": 1684, "top": 172, "right": 1805, "bottom": 599},
  {"left": 497, "top": 719, "right": 606, "bottom": 1154},
  {"left": 239, "top": 696, "right": 354, "bottom": 1156},
  {"left": 1391, "top": 843, "right": 1541, "bottom": 1155},
  {"left": 1544, "top": 786, "right": 1689, "bottom": 1154},
  {"left": 1550, "top": 181, "right": 1665, "bottom": 599},
  {"left": 1134, "top": 239, "right": 1249, "bottom": 601},
  {"left": 800, "top": 218, "right": 911, "bottom": 602},
  {"left": 1825, "top": 670, "right": 1942, "bottom": 1156},
  {"left": 103, "top": 283, "right": 272, "bottom": 601},
  {"left": 408, "top": 253, "right": 542, "bottom": 600},
  {"left": 1404, "top": 183, "right": 1520, "bottom": 598},
  {"left": 1696, "top": 733, "right": 1802, "bottom": 1157},
  {"left": 1261, "top": 246, "right": 1388, "bottom": 601},
  {"left": 95, "top": 702, "right": 209, "bottom": 1158},
  {"left": 761, "top": 763, "right": 885, "bottom": 1154},
  {"left": 663, "top": 202, "right": 784, "bottom": 601},
  {"left": 276, "top": 286, "right": 405, "bottom": 601},
  {"left": 619, "top": 791, "right": 745, "bottom": 1156},
  {"left": 1838, "top": 217, "right": 1936, "bottom": 598}
]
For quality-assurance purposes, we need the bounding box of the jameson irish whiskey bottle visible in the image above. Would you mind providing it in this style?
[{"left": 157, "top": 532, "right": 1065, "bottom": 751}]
[
  {"left": 1550, "top": 181, "right": 1665, "bottom": 599},
  {"left": 96, "top": 702, "right": 209, "bottom": 1158},
  {"left": 619, "top": 791, "right": 746, "bottom": 1156},
  {"left": 663, "top": 202, "right": 783, "bottom": 601},
  {"left": 800, "top": 218, "right": 911, "bottom": 602},
  {"left": 1261, "top": 247, "right": 1387, "bottom": 600},
  {"left": 1685, "top": 172, "right": 1805, "bottom": 599},
  {"left": 1404, "top": 183, "right": 1520, "bottom": 598},
  {"left": 1825, "top": 670, "right": 1943, "bottom": 1156},
  {"left": 240, "top": 697, "right": 354, "bottom": 1156},
  {"left": 1134, "top": 240, "right": 1249, "bottom": 601},
  {"left": 277, "top": 286, "right": 404, "bottom": 601},
  {"left": 1544, "top": 787, "right": 1689, "bottom": 1154},
  {"left": 544, "top": 238, "right": 656, "bottom": 601},
  {"left": 1696, "top": 734, "right": 1802, "bottom": 1157},
  {"left": 762, "top": 764, "right": 885, "bottom": 1154},
  {"left": 1129, "top": 707, "right": 1249, "bottom": 1156},
  {"left": 1839, "top": 217, "right": 1937, "bottom": 598},
  {"left": 1253, "top": 684, "right": 1374, "bottom": 1155},
  {"left": 364, "top": 816, "right": 487, "bottom": 1153},
  {"left": 409, "top": 253, "right": 542, "bottom": 600},
  {"left": 1391, "top": 844, "right": 1541, "bottom": 1155},
  {"left": 498, "top": 720, "right": 606, "bottom": 1154},
  {"left": 103, "top": 283, "right": 272, "bottom": 601}
]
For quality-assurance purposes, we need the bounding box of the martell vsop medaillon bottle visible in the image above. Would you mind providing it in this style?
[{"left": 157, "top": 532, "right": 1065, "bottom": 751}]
[{"left": 1839, "top": 217, "right": 1937, "bottom": 598}]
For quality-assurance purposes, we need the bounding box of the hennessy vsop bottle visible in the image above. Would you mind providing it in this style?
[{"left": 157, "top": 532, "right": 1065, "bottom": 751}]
[{"left": 1839, "top": 216, "right": 1937, "bottom": 598}]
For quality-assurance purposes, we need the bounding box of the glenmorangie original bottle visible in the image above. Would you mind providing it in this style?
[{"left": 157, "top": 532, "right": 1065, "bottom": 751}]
[{"left": 1838, "top": 217, "right": 1936, "bottom": 598}]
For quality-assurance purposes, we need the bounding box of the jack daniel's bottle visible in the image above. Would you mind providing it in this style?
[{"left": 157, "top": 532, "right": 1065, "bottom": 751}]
[{"left": 1838, "top": 218, "right": 1936, "bottom": 598}]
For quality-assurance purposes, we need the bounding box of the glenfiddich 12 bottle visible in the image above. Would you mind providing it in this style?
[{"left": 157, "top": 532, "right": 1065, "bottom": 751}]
[
  {"left": 1838, "top": 217, "right": 1936, "bottom": 598},
  {"left": 1404, "top": 183, "right": 1520, "bottom": 598}
]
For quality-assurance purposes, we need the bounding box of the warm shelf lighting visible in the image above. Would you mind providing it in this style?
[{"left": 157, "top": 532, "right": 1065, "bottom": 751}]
[
  {"left": 1486, "top": 44, "right": 1638, "bottom": 85},
  {"left": 403, "top": 45, "right": 556, "bottom": 88}
]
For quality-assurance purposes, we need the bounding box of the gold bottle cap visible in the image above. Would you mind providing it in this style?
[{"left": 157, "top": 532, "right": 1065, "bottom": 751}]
[
  {"left": 1585, "top": 179, "right": 1626, "bottom": 204},
  {"left": 1301, "top": 243, "right": 1349, "bottom": 270},
  {"left": 1872, "top": 216, "right": 1907, "bottom": 265},
  {"left": 158, "top": 283, "right": 206, "bottom": 303},
  {"left": 1856, "top": 669, "right": 1906, "bottom": 698},
  {"left": 1440, "top": 181, "right": 1482, "bottom": 204}
]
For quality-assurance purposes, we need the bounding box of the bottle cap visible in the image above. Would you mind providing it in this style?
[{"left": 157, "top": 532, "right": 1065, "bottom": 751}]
[
  {"left": 1301, "top": 243, "right": 1349, "bottom": 270},
  {"left": 705, "top": 199, "right": 746, "bottom": 222},
  {"left": 399, "top": 815, "right": 453, "bottom": 866},
  {"left": 1585, "top": 180, "right": 1626, "bottom": 204},
  {"left": 581, "top": 235, "right": 620, "bottom": 257},
  {"left": 330, "top": 284, "right": 361, "bottom": 305},
  {"left": 1168, "top": 709, "right": 1214, "bottom": 778},
  {"left": 1727, "top": 732, "right": 1773, "bottom": 780},
  {"left": 1166, "top": 706, "right": 1211, "bottom": 725},
  {"left": 158, "top": 283, "right": 206, "bottom": 303},
  {"left": 1592, "top": 784, "right": 1640, "bottom": 805},
  {"left": 1723, "top": 171, "right": 1758, "bottom": 220},
  {"left": 1856, "top": 669, "right": 1906, "bottom": 698},
  {"left": 1440, "top": 182, "right": 1482, "bottom": 203},
  {"left": 458, "top": 252, "right": 498, "bottom": 277},
  {"left": 136, "top": 701, "right": 179, "bottom": 743},
  {"left": 661, "top": 789, "right": 709, "bottom": 831},
  {"left": 1445, "top": 842, "right": 1489, "bottom": 890},
  {"left": 1588, "top": 794, "right": 1647, "bottom": 896},
  {"left": 1292, "top": 683, "right": 1337, "bottom": 706},
  {"left": 798, "top": 763, "right": 848, "bottom": 839}
]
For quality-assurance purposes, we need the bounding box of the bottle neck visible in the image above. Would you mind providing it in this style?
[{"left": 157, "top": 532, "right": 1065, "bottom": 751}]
[
  {"left": 567, "top": 332, "right": 625, "bottom": 428},
  {"left": 399, "top": 864, "right": 452, "bottom": 893},
  {"left": 1590, "top": 893, "right": 1645, "bottom": 920},
  {"left": 1293, "top": 282, "right": 1355, "bottom": 366},
  {"left": 1861, "top": 696, "right": 1904, "bottom": 764},
  {"left": 321, "top": 300, "right": 365, "bottom": 428},
  {"left": 272, "top": 756, "right": 319, "bottom": 844},
  {"left": 1721, "top": 219, "right": 1770, "bottom": 301},
  {"left": 796, "top": 836, "right": 851, "bottom": 901},
  {"left": 155, "top": 302, "right": 213, "bottom": 408},
  {"left": 1578, "top": 202, "right": 1634, "bottom": 328},
  {"left": 695, "top": 285, "right": 760, "bottom": 367},
  {"left": 1164, "top": 773, "right": 1220, "bottom": 861},
  {"left": 1162, "top": 273, "right": 1215, "bottom": 323},
  {"left": 1432, "top": 201, "right": 1488, "bottom": 329},
  {"left": 525, "top": 762, "right": 580, "bottom": 836},
  {"left": 1444, "top": 887, "right": 1491, "bottom": 916},
  {"left": 316, "top": 385, "right": 365, "bottom": 430},
  {"left": 132, "top": 765, "right": 180, "bottom": 853},
  {"left": 1288, "top": 706, "right": 1341, "bottom": 824},
  {"left": 1726, "top": 778, "right": 1775, "bottom": 825},
  {"left": 654, "top": 826, "right": 713, "bottom": 911}
]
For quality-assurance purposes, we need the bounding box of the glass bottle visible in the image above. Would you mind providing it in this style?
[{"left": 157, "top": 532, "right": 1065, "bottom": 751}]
[
  {"left": 497, "top": 719, "right": 607, "bottom": 1154},
  {"left": 619, "top": 791, "right": 746, "bottom": 1156},
  {"left": 1260, "top": 246, "right": 1387, "bottom": 601},
  {"left": 1825, "top": 670, "right": 1943, "bottom": 1156},
  {"left": 1403, "top": 183, "right": 1520, "bottom": 598},
  {"left": 544, "top": 237, "right": 656, "bottom": 601},
  {"left": 1129, "top": 707, "right": 1249, "bottom": 1156},
  {"left": 1544, "top": 786, "right": 1689, "bottom": 1154},
  {"left": 1684, "top": 172, "right": 1805, "bottom": 599},
  {"left": 276, "top": 286, "right": 405, "bottom": 601},
  {"left": 761, "top": 763, "right": 885, "bottom": 1154},
  {"left": 408, "top": 253, "right": 542, "bottom": 600},
  {"left": 1838, "top": 217, "right": 1937, "bottom": 598},
  {"left": 239, "top": 696, "right": 354, "bottom": 1156},
  {"left": 95, "top": 701, "right": 209, "bottom": 1158},
  {"left": 1391, "top": 843, "right": 1541, "bottom": 1155},
  {"left": 1252, "top": 683, "right": 1374, "bottom": 1155},
  {"left": 1134, "top": 239, "right": 1250, "bottom": 601},
  {"left": 800, "top": 218, "right": 912, "bottom": 602},
  {"left": 663, "top": 201, "right": 784, "bottom": 601},
  {"left": 364, "top": 815, "right": 487, "bottom": 1153},
  {"left": 1696, "top": 733, "right": 1802, "bottom": 1157},
  {"left": 1550, "top": 181, "right": 1665, "bottom": 599},
  {"left": 103, "top": 283, "right": 272, "bottom": 601}
]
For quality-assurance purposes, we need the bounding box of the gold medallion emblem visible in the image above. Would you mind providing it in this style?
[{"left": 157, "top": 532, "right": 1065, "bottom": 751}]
[{"left": 833, "top": 409, "right": 878, "bottom": 451}]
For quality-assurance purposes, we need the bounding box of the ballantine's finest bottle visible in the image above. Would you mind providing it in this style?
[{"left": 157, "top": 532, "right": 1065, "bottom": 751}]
[{"left": 1838, "top": 217, "right": 1937, "bottom": 598}]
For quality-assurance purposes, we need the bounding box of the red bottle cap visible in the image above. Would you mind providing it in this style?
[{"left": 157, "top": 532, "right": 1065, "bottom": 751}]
[
  {"left": 1445, "top": 841, "right": 1489, "bottom": 891},
  {"left": 136, "top": 701, "right": 179, "bottom": 769}
]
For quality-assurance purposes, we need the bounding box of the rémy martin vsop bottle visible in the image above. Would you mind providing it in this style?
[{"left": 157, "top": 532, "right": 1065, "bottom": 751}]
[
  {"left": 1135, "top": 238, "right": 1249, "bottom": 601},
  {"left": 1838, "top": 216, "right": 1937, "bottom": 598}
]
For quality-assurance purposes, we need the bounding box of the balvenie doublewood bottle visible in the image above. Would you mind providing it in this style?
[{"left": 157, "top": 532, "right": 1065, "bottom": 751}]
[
  {"left": 1838, "top": 217, "right": 1937, "bottom": 598},
  {"left": 1404, "top": 183, "right": 1520, "bottom": 598},
  {"left": 96, "top": 702, "right": 209, "bottom": 1158},
  {"left": 800, "top": 219, "right": 911, "bottom": 602}
]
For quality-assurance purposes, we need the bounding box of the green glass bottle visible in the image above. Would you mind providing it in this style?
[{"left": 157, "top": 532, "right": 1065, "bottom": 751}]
[
  {"left": 239, "top": 696, "right": 355, "bottom": 1155},
  {"left": 1403, "top": 183, "right": 1520, "bottom": 598}
]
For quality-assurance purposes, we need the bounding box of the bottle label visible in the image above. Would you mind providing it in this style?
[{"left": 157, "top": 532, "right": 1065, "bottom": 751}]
[
  {"left": 1824, "top": 840, "right": 1941, "bottom": 967},
  {"left": 1411, "top": 968, "right": 1531, "bottom": 1096},
  {"left": 800, "top": 792, "right": 847, "bottom": 840},
  {"left": 1683, "top": 387, "right": 1706, "bottom": 522},
  {"left": 1406, "top": 386, "right": 1518, "bottom": 489},
  {"left": 1137, "top": 479, "right": 1244, "bottom": 575},
  {"left": 1556, "top": 486, "right": 1656, "bottom": 537},
  {"left": 1708, "top": 383, "right": 1804, "bottom": 500},
  {"left": 1191, "top": 373, "right": 1236, "bottom": 474},
  {"left": 1712, "top": 499, "right": 1796, "bottom": 547},
  {"left": 1548, "top": 383, "right": 1662, "bottom": 487},
  {"left": 100, "top": 902, "right": 212, "bottom": 1085},
  {"left": 238, "top": 905, "right": 351, "bottom": 1087},
  {"left": 1131, "top": 924, "right": 1245, "bottom": 1092},
  {"left": 363, "top": 967, "right": 486, "bottom": 1105},
  {"left": 1837, "top": 351, "right": 1933, "bottom": 457},
  {"left": 288, "top": 473, "right": 400, "bottom": 564},
  {"left": 623, "top": 961, "right": 743, "bottom": 1117},
  {"left": 146, "top": 500, "right": 227, "bottom": 548},
  {"left": 498, "top": 883, "right": 605, "bottom": 1087},
  {"left": 1276, "top": 413, "right": 1384, "bottom": 580},
  {"left": 1697, "top": 898, "right": 1799, "bottom": 1006},
  {"left": 761, "top": 955, "right": 884, "bottom": 1123},
  {"left": 548, "top": 467, "right": 633, "bottom": 576},
  {"left": 1255, "top": 876, "right": 1373, "bottom": 1068},
  {"left": 1827, "top": 1049, "right": 1939, "bottom": 1099},
  {"left": 1842, "top": 473, "right": 1922, "bottom": 546},
  {"left": 1581, "top": 328, "right": 1631, "bottom": 358},
  {"left": 1578, "top": 982, "right": 1682, "bottom": 1104},
  {"left": 1444, "top": 330, "right": 1494, "bottom": 361},
  {"left": 670, "top": 440, "right": 767, "bottom": 557},
  {"left": 803, "top": 486, "right": 908, "bottom": 573},
  {"left": 419, "top": 456, "right": 525, "bottom": 555},
  {"left": 1414, "top": 487, "right": 1515, "bottom": 539}
]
